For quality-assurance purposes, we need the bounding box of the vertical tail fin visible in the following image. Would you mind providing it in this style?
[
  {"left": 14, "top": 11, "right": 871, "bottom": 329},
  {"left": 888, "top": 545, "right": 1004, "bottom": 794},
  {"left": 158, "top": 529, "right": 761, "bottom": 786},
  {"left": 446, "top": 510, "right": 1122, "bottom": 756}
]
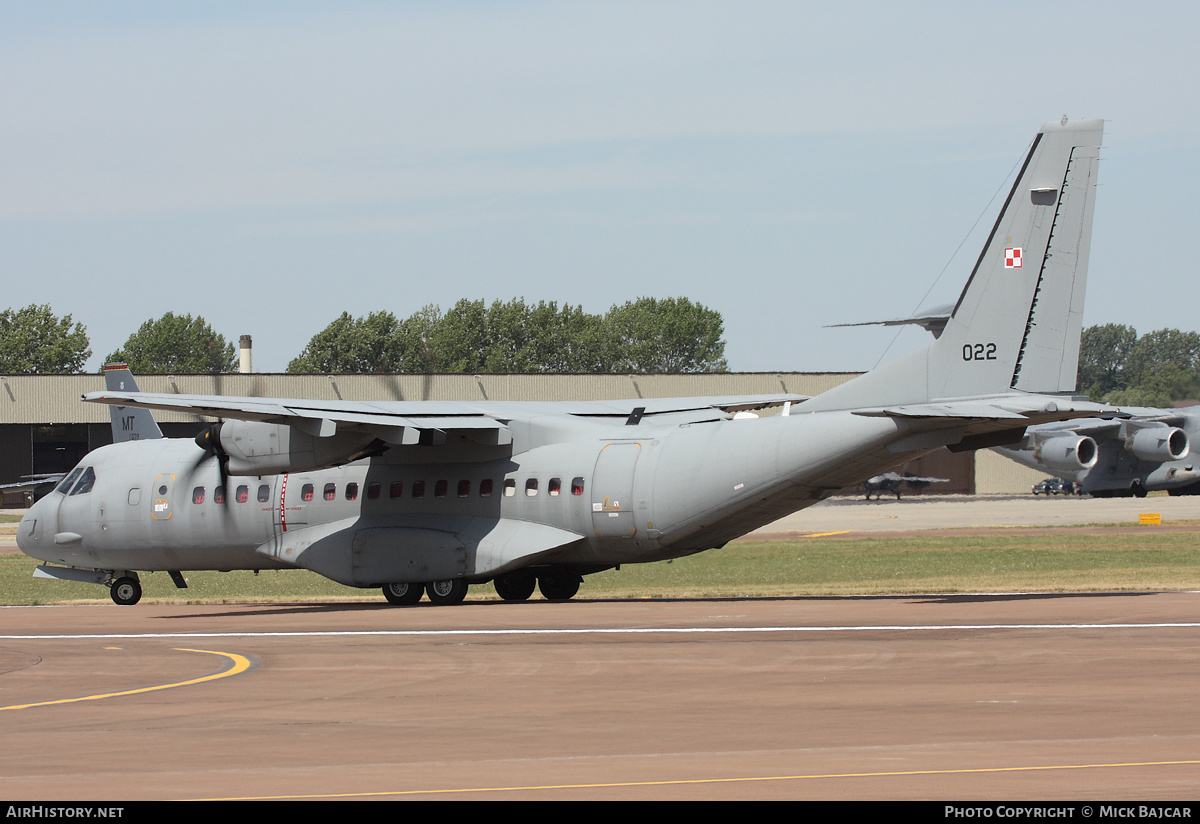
[
  {"left": 935, "top": 117, "right": 1103, "bottom": 397},
  {"left": 103, "top": 363, "right": 163, "bottom": 442},
  {"left": 806, "top": 119, "right": 1103, "bottom": 412}
]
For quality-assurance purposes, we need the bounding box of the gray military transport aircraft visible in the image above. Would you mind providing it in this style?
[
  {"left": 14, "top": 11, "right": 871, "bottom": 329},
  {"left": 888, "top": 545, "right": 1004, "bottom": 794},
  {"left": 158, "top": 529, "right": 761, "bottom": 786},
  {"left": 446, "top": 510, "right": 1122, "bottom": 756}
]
[
  {"left": 993, "top": 408, "right": 1197, "bottom": 497},
  {"left": 18, "top": 118, "right": 1106, "bottom": 606}
]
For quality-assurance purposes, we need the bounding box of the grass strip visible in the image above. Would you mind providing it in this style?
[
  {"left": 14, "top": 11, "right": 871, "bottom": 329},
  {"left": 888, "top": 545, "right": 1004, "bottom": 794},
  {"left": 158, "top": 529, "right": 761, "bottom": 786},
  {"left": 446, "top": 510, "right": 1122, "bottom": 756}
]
[{"left": 2, "top": 528, "right": 1196, "bottom": 605}]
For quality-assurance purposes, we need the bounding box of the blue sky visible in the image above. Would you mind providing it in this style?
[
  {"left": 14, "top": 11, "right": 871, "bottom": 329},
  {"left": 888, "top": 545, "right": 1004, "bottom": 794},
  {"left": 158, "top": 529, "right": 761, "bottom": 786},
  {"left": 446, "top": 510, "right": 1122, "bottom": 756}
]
[{"left": 2, "top": 1, "right": 1197, "bottom": 373}]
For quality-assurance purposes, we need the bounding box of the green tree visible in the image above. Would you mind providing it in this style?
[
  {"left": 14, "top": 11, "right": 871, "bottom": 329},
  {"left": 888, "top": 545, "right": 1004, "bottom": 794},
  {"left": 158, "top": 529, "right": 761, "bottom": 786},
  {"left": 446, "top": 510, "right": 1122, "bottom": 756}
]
[
  {"left": 289, "top": 311, "right": 404, "bottom": 373},
  {"left": 289, "top": 307, "right": 445, "bottom": 373},
  {"left": 605, "top": 297, "right": 728, "bottom": 373},
  {"left": 0, "top": 304, "right": 91, "bottom": 373},
  {"left": 427, "top": 299, "right": 612, "bottom": 373},
  {"left": 427, "top": 299, "right": 489, "bottom": 373},
  {"left": 1124, "top": 328, "right": 1200, "bottom": 391},
  {"left": 288, "top": 297, "right": 729, "bottom": 375},
  {"left": 1077, "top": 323, "right": 1138, "bottom": 399},
  {"left": 106, "top": 313, "right": 236, "bottom": 373},
  {"left": 1076, "top": 324, "right": 1200, "bottom": 404}
]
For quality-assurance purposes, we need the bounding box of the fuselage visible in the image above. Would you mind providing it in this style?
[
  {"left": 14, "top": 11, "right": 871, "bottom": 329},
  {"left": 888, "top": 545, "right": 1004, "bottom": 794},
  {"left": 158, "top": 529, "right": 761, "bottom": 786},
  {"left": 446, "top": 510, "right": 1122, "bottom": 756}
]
[{"left": 18, "top": 410, "right": 914, "bottom": 587}]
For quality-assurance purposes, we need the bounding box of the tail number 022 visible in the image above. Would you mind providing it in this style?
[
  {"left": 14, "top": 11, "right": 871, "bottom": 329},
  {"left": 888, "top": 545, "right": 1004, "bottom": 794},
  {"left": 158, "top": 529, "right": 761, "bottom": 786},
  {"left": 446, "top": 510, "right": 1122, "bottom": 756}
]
[{"left": 962, "top": 343, "right": 997, "bottom": 361}]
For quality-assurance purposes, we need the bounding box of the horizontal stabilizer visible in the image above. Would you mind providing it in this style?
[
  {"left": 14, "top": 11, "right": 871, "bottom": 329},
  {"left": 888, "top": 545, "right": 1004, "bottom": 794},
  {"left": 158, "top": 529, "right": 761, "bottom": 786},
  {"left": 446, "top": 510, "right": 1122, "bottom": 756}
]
[{"left": 827, "top": 304, "right": 953, "bottom": 339}]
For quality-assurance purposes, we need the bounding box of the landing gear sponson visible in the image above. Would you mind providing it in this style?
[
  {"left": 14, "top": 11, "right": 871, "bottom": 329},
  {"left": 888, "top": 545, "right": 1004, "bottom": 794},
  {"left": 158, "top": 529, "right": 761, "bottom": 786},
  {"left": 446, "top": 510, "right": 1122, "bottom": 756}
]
[{"left": 380, "top": 569, "right": 585, "bottom": 605}]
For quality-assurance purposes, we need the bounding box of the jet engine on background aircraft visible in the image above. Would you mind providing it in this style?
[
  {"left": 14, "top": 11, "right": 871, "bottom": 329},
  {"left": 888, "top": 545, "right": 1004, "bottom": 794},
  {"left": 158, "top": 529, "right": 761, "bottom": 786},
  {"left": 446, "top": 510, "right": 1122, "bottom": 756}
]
[
  {"left": 196, "top": 420, "right": 380, "bottom": 475},
  {"left": 1033, "top": 435, "right": 1099, "bottom": 472},
  {"left": 1125, "top": 427, "right": 1189, "bottom": 463}
]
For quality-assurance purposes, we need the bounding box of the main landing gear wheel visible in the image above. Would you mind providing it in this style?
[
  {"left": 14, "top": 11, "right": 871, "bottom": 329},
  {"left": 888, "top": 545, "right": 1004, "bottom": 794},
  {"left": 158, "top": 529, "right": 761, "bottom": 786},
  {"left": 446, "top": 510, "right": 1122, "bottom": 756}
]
[
  {"left": 111, "top": 576, "right": 142, "bottom": 606},
  {"left": 382, "top": 582, "right": 423, "bottom": 606},
  {"left": 538, "top": 572, "right": 581, "bottom": 601},
  {"left": 426, "top": 579, "right": 468, "bottom": 606},
  {"left": 493, "top": 572, "right": 537, "bottom": 602}
]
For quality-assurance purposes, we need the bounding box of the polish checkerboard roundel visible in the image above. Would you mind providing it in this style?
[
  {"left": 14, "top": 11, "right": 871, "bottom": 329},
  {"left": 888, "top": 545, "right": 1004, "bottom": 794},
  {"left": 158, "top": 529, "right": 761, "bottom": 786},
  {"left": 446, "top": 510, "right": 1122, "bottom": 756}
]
[{"left": 1004, "top": 247, "right": 1022, "bottom": 268}]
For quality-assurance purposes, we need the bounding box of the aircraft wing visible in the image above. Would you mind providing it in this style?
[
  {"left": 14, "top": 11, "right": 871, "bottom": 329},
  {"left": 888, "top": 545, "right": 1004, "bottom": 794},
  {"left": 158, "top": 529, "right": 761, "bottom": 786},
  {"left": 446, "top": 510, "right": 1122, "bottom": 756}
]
[
  {"left": 852, "top": 395, "right": 1107, "bottom": 423},
  {"left": 1024, "top": 410, "right": 1195, "bottom": 440},
  {"left": 82, "top": 390, "right": 809, "bottom": 438}
]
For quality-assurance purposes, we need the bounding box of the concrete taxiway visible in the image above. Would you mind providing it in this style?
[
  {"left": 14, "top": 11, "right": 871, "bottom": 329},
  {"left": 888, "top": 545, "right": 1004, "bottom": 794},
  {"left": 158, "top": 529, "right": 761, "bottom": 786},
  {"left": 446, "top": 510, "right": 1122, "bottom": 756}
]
[
  {"left": 1, "top": 593, "right": 1198, "bottom": 800},
  {"left": 2, "top": 494, "right": 1199, "bottom": 799}
]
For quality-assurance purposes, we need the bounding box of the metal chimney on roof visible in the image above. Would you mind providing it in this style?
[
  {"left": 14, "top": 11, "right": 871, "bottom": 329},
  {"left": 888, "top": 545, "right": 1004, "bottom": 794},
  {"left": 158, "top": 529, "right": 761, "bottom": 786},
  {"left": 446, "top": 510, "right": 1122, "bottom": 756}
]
[{"left": 239, "top": 335, "right": 253, "bottom": 374}]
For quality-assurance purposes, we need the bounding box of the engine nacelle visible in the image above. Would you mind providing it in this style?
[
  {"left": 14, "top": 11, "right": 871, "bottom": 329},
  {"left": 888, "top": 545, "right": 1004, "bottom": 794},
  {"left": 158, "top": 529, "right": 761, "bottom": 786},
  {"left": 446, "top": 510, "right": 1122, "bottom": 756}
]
[
  {"left": 1125, "top": 427, "right": 1189, "bottom": 462},
  {"left": 206, "top": 420, "right": 379, "bottom": 475},
  {"left": 1034, "top": 435, "right": 1099, "bottom": 472}
]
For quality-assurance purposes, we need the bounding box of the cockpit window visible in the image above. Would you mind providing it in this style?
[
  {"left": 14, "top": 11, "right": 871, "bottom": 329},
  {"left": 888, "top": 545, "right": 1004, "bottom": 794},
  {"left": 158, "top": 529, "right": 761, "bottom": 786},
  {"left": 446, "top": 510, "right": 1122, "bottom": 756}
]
[
  {"left": 56, "top": 467, "right": 83, "bottom": 495},
  {"left": 69, "top": 466, "right": 97, "bottom": 496}
]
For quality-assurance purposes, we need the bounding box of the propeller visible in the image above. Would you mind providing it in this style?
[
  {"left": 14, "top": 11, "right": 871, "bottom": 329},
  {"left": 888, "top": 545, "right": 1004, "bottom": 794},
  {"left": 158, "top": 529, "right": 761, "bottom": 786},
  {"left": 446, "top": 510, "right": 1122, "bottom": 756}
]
[{"left": 194, "top": 422, "right": 231, "bottom": 506}]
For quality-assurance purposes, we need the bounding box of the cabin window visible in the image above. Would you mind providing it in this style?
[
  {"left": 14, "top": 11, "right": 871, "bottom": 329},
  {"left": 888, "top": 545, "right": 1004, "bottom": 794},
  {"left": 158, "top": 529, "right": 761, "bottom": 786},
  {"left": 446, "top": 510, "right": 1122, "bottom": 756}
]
[
  {"left": 525, "top": 479, "right": 538, "bottom": 497},
  {"left": 389, "top": 481, "right": 403, "bottom": 499},
  {"left": 367, "top": 482, "right": 381, "bottom": 500},
  {"left": 572, "top": 477, "right": 585, "bottom": 496},
  {"left": 56, "top": 468, "right": 82, "bottom": 495},
  {"left": 549, "top": 478, "right": 561, "bottom": 497},
  {"left": 346, "top": 482, "right": 359, "bottom": 501},
  {"left": 503, "top": 479, "right": 516, "bottom": 497},
  {"left": 412, "top": 480, "right": 425, "bottom": 499},
  {"left": 192, "top": 486, "right": 205, "bottom": 505},
  {"left": 236, "top": 485, "right": 249, "bottom": 503},
  {"left": 479, "top": 479, "right": 493, "bottom": 497},
  {"left": 257, "top": 484, "right": 270, "bottom": 503},
  {"left": 434, "top": 480, "right": 448, "bottom": 499},
  {"left": 70, "top": 467, "right": 97, "bottom": 496},
  {"left": 323, "top": 483, "right": 336, "bottom": 501},
  {"left": 128, "top": 488, "right": 141, "bottom": 506},
  {"left": 457, "top": 480, "right": 471, "bottom": 498},
  {"left": 301, "top": 483, "right": 314, "bottom": 502},
  {"left": 214, "top": 486, "right": 226, "bottom": 504}
]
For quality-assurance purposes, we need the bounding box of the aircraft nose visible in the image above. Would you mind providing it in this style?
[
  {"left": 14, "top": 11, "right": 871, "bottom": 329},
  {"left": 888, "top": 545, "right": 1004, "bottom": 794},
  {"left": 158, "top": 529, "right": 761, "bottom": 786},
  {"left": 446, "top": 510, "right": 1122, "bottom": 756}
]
[{"left": 16, "top": 496, "right": 59, "bottom": 561}]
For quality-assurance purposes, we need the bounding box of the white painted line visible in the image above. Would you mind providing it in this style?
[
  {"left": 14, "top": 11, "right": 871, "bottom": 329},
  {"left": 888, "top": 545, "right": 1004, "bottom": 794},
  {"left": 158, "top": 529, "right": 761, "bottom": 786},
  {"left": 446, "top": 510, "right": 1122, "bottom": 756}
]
[{"left": 1, "top": 622, "right": 1198, "bottom": 641}]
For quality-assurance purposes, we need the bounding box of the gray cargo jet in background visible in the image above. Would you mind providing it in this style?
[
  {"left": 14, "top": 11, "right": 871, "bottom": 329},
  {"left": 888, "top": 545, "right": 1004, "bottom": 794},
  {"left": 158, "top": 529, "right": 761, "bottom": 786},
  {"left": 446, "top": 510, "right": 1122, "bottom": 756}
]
[
  {"left": 994, "top": 408, "right": 1197, "bottom": 497},
  {"left": 18, "top": 119, "right": 1106, "bottom": 605}
]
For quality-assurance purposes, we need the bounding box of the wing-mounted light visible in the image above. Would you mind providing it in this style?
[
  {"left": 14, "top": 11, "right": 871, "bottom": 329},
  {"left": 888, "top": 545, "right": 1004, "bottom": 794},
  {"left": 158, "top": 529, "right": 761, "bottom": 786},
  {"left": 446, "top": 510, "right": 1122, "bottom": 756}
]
[{"left": 199, "top": 420, "right": 379, "bottom": 475}]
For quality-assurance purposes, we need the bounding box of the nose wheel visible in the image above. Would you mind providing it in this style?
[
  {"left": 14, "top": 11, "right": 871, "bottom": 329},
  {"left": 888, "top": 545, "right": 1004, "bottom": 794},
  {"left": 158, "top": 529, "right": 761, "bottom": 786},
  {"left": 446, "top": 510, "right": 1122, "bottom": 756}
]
[{"left": 110, "top": 576, "right": 142, "bottom": 606}]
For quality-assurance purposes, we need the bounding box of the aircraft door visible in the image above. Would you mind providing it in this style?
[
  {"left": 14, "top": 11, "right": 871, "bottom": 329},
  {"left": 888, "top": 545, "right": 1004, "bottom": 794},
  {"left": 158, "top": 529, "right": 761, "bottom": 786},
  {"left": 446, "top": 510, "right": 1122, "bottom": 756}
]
[
  {"left": 276, "top": 474, "right": 310, "bottom": 534},
  {"left": 150, "top": 474, "right": 175, "bottom": 522},
  {"left": 591, "top": 443, "right": 641, "bottom": 538}
]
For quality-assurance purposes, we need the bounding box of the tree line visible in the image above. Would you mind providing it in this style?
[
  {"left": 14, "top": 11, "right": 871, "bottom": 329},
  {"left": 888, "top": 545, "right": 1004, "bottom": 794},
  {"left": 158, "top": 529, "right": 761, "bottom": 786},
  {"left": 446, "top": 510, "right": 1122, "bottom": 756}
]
[
  {"left": 7, "top": 304, "right": 1196, "bottom": 400},
  {"left": 0, "top": 298, "right": 728, "bottom": 375},
  {"left": 1076, "top": 324, "right": 1200, "bottom": 406}
]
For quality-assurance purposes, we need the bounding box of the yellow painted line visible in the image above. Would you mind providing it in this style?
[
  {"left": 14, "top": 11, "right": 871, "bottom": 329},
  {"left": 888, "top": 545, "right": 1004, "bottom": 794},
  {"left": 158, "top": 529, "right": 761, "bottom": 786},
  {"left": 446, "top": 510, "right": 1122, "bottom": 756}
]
[
  {"left": 187, "top": 758, "right": 1200, "bottom": 800},
  {"left": 803, "top": 531, "right": 850, "bottom": 538},
  {"left": 0, "top": 648, "right": 252, "bottom": 712}
]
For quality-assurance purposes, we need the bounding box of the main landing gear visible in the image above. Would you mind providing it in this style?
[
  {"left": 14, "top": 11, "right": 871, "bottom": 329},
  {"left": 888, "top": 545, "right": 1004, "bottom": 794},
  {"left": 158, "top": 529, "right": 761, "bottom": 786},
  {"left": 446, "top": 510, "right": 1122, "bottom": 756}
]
[
  {"left": 493, "top": 569, "right": 582, "bottom": 602},
  {"left": 110, "top": 576, "right": 142, "bottom": 606},
  {"left": 380, "top": 569, "right": 584, "bottom": 606},
  {"left": 380, "top": 579, "right": 469, "bottom": 606}
]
